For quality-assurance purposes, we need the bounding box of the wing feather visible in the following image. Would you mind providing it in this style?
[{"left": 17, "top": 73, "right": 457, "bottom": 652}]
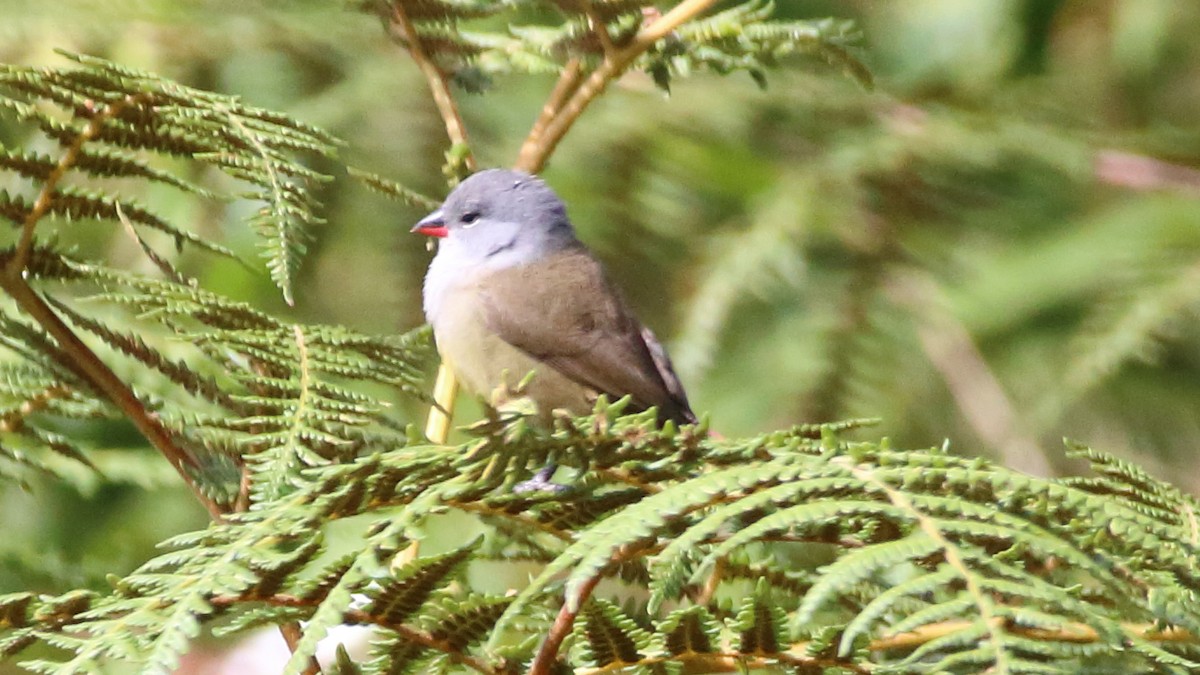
[{"left": 474, "top": 248, "right": 695, "bottom": 425}]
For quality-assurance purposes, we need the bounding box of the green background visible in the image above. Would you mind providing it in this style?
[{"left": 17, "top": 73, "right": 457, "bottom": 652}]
[{"left": 1, "top": 0, "right": 1198, "bottom": 635}]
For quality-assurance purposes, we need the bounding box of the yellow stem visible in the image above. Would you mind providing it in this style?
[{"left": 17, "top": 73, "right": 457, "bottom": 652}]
[{"left": 424, "top": 361, "right": 459, "bottom": 444}]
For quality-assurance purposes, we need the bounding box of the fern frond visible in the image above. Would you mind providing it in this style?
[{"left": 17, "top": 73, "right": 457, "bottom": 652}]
[
  {"left": 572, "top": 597, "right": 652, "bottom": 667},
  {"left": 366, "top": 541, "right": 478, "bottom": 625},
  {"left": 0, "top": 52, "right": 340, "bottom": 303},
  {"left": 347, "top": 167, "right": 441, "bottom": 210}
]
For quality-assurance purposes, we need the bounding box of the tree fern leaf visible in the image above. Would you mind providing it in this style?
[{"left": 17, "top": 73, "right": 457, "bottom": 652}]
[
  {"left": 365, "top": 539, "right": 478, "bottom": 625},
  {"left": 294, "top": 553, "right": 360, "bottom": 602},
  {"left": 511, "top": 454, "right": 815, "bottom": 621},
  {"left": 652, "top": 483, "right": 903, "bottom": 611},
  {"left": 363, "top": 632, "right": 432, "bottom": 675},
  {"left": 141, "top": 591, "right": 209, "bottom": 675},
  {"left": 424, "top": 594, "right": 513, "bottom": 651},
  {"left": 46, "top": 298, "right": 240, "bottom": 409},
  {"left": 795, "top": 532, "right": 940, "bottom": 628},
  {"left": 0, "top": 189, "right": 31, "bottom": 226},
  {"left": 70, "top": 147, "right": 219, "bottom": 198},
  {"left": 896, "top": 620, "right": 999, "bottom": 672},
  {"left": 347, "top": 167, "right": 440, "bottom": 210},
  {"left": 573, "top": 597, "right": 650, "bottom": 667},
  {"left": 731, "top": 580, "right": 789, "bottom": 655},
  {"left": 657, "top": 605, "right": 720, "bottom": 656},
  {"left": 49, "top": 186, "right": 236, "bottom": 258},
  {"left": 280, "top": 534, "right": 392, "bottom": 675},
  {"left": 838, "top": 565, "right": 958, "bottom": 656}
]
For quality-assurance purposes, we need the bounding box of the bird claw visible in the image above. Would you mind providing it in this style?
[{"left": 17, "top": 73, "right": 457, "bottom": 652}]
[{"left": 512, "top": 464, "right": 568, "bottom": 494}]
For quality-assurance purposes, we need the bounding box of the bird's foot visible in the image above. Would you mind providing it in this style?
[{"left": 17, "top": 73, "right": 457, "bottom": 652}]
[{"left": 513, "top": 463, "right": 569, "bottom": 494}]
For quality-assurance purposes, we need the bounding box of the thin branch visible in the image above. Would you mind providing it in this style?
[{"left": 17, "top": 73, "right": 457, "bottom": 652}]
[
  {"left": 528, "top": 573, "right": 602, "bottom": 675},
  {"left": 634, "top": 0, "right": 720, "bottom": 46},
  {"left": 234, "top": 462, "right": 253, "bottom": 513},
  {"left": 872, "top": 619, "right": 1195, "bottom": 651},
  {"left": 517, "top": 57, "right": 584, "bottom": 166},
  {"left": 515, "top": 0, "right": 721, "bottom": 173},
  {"left": 695, "top": 555, "right": 724, "bottom": 606},
  {"left": 388, "top": 3, "right": 475, "bottom": 164},
  {"left": 278, "top": 623, "right": 321, "bottom": 675},
  {"left": 583, "top": 4, "right": 617, "bottom": 56},
  {"left": 1095, "top": 149, "right": 1200, "bottom": 195},
  {"left": 0, "top": 261, "right": 222, "bottom": 521}
]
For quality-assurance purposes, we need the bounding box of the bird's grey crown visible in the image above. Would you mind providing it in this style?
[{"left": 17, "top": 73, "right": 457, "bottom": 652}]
[
  {"left": 421, "top": 169, "right": 581, "bottom": 324},
  {"left": 441, "top": 169, "right": 572, "bottom": 236}
]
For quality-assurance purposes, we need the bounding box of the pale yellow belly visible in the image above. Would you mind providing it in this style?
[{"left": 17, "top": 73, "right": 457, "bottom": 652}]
[{"left": 433, "top": 292, "right": 594, "bottom": 420}]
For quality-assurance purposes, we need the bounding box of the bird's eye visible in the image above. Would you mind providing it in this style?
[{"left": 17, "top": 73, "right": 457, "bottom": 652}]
[{"left": 461, "top": 210, "right": 481, "bottom": 226}]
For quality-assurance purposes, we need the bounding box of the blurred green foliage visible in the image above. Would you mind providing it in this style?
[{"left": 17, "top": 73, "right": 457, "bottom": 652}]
[{"left": 0, "top": 0, "right": 1198, "bottom": 621}]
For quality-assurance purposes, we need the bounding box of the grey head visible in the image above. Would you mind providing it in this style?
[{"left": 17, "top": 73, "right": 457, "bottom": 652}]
[
  {"left": 412, "top": 169, "right": 580, "bottom": 269},
  {"left": 415, "top": 169, "right": 584, "bottom": 324}
]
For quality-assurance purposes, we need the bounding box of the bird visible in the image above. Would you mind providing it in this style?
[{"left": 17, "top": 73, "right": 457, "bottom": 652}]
[{"left": 412, "top": 168, "right": 697, "bottom": 431}]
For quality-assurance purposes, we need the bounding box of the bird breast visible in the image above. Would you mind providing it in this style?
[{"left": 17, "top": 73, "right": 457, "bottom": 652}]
[{"left": 426, "top": 266, "right": 595, "bottom": 419}]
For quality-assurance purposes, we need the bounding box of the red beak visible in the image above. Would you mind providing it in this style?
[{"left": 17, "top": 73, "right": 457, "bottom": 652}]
[{"left": 412, "top": 209, "right": 448, "bottom": 238}]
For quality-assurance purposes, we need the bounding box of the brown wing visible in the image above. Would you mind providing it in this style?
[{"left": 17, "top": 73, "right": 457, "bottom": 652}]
[{"left": 475, "top": 248, "right": 695, "bottom": 425}]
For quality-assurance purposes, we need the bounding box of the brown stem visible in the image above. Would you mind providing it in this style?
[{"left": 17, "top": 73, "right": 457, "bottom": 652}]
[
  {"left": 234, "top": 462, "right": 253, "bottom": 512},
  {"left": 388, "top": 2, "right": 476, "bottom": 168},
  {"left": 1095, "top": 149, "right": 1200, "bottom": 195},
  {"left": 634, "top": 0, "right": 717, "bottom": 45},
  {"left": 695, "top": 556, "right": 724, "bottom": 606},
  {"left": 528, "top": 574, "right": 602, "bottom": 675},
  {"left": 277, "top": 623, "right": 321, "bottom": 675},
  {"left": 0, "top": 92, "right": 224, "bottom": 519},
  {"left": 583, "top": 4, "right": 617, "bottom": 56},
  {"left": 0, "top": 269, "right": 223, "bottom": 520},
  {"left": 515, "top": 0, "right": 720, "bottom": 173},
  {"left": 872, "top": 619, "right": 1194, "bottom": 651},
  {"left": 517, "top": 57, "right": 584, "bottom": 167}
]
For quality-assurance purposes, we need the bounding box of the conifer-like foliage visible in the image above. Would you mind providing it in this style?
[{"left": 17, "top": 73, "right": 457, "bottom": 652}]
[{"left": 1, "top": 2, "right": 1199, "bottom": 674}]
